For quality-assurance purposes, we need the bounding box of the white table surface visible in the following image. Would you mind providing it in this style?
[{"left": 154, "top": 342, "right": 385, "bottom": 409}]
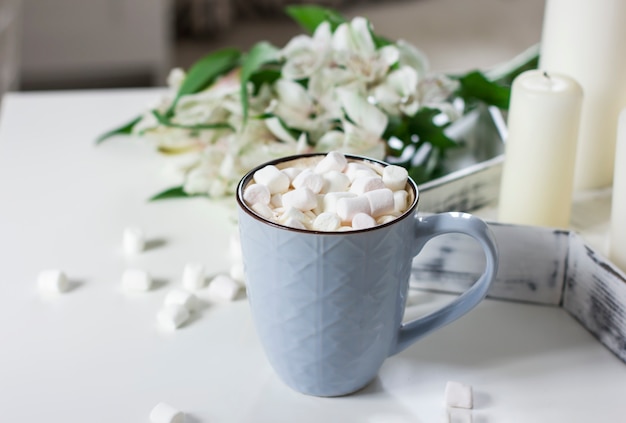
[{"left": 1, "top": 89, "right": 626, "bottom": 423}]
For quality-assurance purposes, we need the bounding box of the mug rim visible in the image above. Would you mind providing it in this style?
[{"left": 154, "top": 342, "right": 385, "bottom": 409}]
[{"left": 236, "top": 153, "right": 420, "bottom": 235}]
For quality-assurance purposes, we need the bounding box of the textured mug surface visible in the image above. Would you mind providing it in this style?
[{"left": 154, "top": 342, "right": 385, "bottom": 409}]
[{"left": 236, "top": 154, "right": 498, "bottom": 397}]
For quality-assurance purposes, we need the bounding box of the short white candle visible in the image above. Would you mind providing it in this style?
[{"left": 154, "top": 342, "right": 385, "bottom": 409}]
[
  {"left": 539, "top": 0, "right": 626, "bottom": 190},
  {"left": 498, "top": 70, "right": 582, "bottom": 228},
  {"left": 609, "top": 109, "right": 626, "bottom": 271}
]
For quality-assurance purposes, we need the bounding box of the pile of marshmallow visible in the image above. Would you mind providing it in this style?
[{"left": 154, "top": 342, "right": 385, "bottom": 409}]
[{"left": 243, "top": 152, "right": 412, "bottom": 231}]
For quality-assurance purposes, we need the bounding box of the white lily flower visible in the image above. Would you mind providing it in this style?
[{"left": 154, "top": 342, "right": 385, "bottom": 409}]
[
  {"left": 419, "top": 74, "right": 459, "bottom": 105},
  {"left": 373, "top": 66, "right": 420, "bottom": 116},
  {"left": 272, "top": 79, "right": 316, "bottom": 131},
  {"left": 332, "top": 17, "right": 399, "bottom": 84},
  {"left": 281, "top": 21, "right": 332, "bottom": 80},
  {"left": 337, "top": 89, "right": 388, "bottom": 138},
  {"left": 308, "top": 67, "right": 363, "bottom": 120},
  {"left": 418, "top": 75, "right": 461, "bottom": 121}
]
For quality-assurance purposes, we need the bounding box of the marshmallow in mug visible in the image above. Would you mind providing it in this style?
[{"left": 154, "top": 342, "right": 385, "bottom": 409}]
[{"left": 242, "top": 152, "right": 411, "bottom": 231}]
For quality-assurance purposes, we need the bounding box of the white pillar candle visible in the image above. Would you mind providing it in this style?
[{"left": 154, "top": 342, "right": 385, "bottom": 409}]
[
  {"left": 609, "top": 109, "right": 626, "bottom": 271},
  {"left": 498, "top": 70, "right": 582, "bottom": 228},
  {"left": 539, "top": 0, "right": 626, "bottom": 190}
]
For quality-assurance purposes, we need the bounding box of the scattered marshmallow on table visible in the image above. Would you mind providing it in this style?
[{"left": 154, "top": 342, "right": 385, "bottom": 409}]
[
  {"left": 164, "top": 289, "right": 197, "bottom": 311},
  {"left": 446, "top": 409, "right": 473, "bottom": 423},
  {"left": 157, "top": 304, "right": 190, "bottom": 330},
  {"left": 123, "top": 226, "right": 145, "bottom": 255},
  {"left": 208, "top": 274, "right": 240, "bottom": 301},
  {"left": 121, "top": 269, "right": 153, "bottom": 292},
  {"left": 37, "top": 269, "right": 69, "bottom": 293},
  {"left": 242, "top": 152, "right": 411, "bottom": 231},
  {"left": 150, "top": 402, "right": 185, "bottom": 423},
  {"left": 229, "top": 262, "right": 246, "bottom": 284},
  {"left": 444, "top": 381, "right": 473, "bottom": 409},
  {"left": 182, "top": 262, "right": 205, "bottom": 291}
]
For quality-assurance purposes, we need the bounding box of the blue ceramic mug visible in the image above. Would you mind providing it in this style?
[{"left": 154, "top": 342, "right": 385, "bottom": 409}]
[{"left": 236, "top": 154, "right": 498, "bottom": 397}]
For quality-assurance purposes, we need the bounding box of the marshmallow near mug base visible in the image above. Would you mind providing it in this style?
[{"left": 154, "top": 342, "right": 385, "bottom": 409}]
[{"left": 236, "top": 153, "right": 499, "bottom": 397}]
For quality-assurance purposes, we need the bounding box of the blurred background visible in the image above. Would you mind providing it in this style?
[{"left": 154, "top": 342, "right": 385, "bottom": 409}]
[{"left": 1, "top": 0, "right": 544, "bottom": 98}]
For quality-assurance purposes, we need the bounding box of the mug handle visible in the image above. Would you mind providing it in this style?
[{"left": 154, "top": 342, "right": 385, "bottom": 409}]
[{"left": 391, "top": 212, "right": 499, "bottom": 356}]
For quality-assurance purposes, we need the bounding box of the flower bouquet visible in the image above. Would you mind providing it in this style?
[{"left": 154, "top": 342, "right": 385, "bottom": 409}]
[{"left": 98, "top": 5, "right": 537, "bottom": 201}]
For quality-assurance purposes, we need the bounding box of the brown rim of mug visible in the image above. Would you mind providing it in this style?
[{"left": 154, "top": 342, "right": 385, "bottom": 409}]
[{"left": 236, "top": 153, "right": 420, "bottom": 235}]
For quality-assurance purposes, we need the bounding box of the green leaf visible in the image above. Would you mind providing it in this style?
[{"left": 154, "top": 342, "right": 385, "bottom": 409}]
[
  {"left": 371, "top": 29, "right": 393, "bottom": 49},
  {"left": 407, "top": 108, "right": 458, "bottom": 149},
  {"left": 96, "top": 116, "right": 141, "bottom": 144},
  {"left": 149, "top": 186, "right": 202, "bottom": 202},
  {"left": 248, "top": 69, "right": 282, "bottom": 95},
  {"left": 169, "top": 48, "right": 241, "bottom": 114},
  {"left": 455, "top": 70, "right": 511, "bottom": 110},
  {"left": 285, "top": 5, "right": 346, "bottom": 34},
  {"left": 240, "top": 42, "right": 280, "bottom": 122},
  {"left": 152, "top": 111, "right": 233, "bottom": 131}
]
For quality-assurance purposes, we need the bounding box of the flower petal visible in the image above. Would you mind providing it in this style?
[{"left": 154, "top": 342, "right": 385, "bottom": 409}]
[
  {"left": 275, "top": 79, "right": 313, "bottom": 111},
  {"left": 379, "top": 45, "right": 400, "bottom": 67},
  {"left": 349, "top": 17, "right": 376, "bottom": 56},
  {"left": 265, "top": 117, "right": 298, "bottom": 144},
  {"left": 397, "top": 39, "right": 429, "bottom": 78},
  {"left": 338, "top": 89, "right": 388, "bottom": 138}
]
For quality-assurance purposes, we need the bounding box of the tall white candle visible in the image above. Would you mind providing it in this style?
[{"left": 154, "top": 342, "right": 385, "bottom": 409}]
[
  {"left": 609, "top": 109, "right": 626, "bottom": 271},
  {"left": 498, "top": 70, "right": 582, "bottom": 228},
  {"left": 539, "top": 0, "right": 626, "bottom": 190}
]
